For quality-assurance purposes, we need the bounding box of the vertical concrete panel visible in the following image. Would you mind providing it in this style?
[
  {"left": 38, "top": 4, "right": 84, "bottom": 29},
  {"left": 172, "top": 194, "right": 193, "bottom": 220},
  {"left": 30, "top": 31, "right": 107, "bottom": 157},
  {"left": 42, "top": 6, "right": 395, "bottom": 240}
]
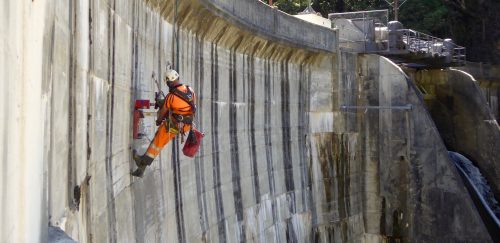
[
  {"left": 110, "top": 16, "right": 132, "bottom": 192},
  {"left": 357, "top": 55, "right": 382, "bottom": 239},
  {"left": 74, "top": 0, "right": 90, "bottom": 186},
  {"left": 0, "top": 0, "right": 48, "bottom": 241},
  {"left": 88, "top": 76, "right": 111, "bottom": 243},
  {"left": 111, "top": 10, "right": 136, "bottom": 243},
  {"left": 49, "top": 2, "right": 71, "bottom": 226},
  {"left": 0, "top": 1, "right": 24, "bottom": 241},
  {"left": 92, "top": 0, "right": 110, "bottom": 79}
]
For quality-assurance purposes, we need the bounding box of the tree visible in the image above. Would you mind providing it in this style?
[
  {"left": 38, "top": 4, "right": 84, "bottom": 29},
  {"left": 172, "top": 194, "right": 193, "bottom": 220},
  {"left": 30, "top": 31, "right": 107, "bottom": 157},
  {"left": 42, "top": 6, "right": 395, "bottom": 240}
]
[
  {"left": 274, "top": 0, "right": 500, "bottom": 64},
  {"left": 398, "top": 0, "right": 449, "bottom": 36},
  {"left": 273, "top": 0, "right": 310, "bottom": 15},
  {"left": 442, "top": 0, "right": 500, "bottom": 63}
]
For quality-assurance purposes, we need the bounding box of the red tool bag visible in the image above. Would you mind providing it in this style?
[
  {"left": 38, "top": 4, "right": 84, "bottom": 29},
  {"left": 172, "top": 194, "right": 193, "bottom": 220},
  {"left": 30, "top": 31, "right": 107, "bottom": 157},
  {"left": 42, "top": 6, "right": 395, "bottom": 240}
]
[{"left": 183, "top": 128, "right": 204, "bottom": 157}]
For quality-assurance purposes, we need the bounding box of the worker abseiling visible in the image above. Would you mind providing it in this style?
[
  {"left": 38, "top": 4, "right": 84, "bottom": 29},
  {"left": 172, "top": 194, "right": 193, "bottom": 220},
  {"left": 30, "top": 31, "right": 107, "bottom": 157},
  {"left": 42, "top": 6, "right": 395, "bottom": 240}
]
[{"left": 132, "top": 69, "right": 197, "bottom": 177}]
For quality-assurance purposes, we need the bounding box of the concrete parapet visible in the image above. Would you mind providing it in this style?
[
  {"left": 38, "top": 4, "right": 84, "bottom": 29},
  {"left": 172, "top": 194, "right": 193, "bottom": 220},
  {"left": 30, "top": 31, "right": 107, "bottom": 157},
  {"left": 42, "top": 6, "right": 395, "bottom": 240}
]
[
  {"left": 200, "top": 0, "right": 336, "bottom": 53},
  {"left": 146, "top": 0, "right": 336, "bottom": 64}
]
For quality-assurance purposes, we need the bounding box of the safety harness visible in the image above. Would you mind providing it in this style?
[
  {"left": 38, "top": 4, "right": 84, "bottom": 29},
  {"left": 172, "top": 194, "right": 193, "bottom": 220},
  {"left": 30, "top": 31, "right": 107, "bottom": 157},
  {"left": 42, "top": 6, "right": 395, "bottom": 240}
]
[
  {"left": 164, "top": 83, "right": 197, "bottom": 143},
  {"left": 168, "top": 83, "right": 196, "bottom": 125}
]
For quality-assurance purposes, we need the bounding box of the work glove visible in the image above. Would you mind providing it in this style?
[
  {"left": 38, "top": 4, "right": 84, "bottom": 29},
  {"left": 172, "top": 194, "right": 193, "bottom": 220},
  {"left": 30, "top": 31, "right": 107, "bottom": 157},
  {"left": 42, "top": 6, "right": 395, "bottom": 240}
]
[
  {"left": 154, "top": 91, "right": 165, "bottom": 109},
  {"left": 155, "top": 99, "right": 165, "bottom": 109},
  {"left": 155, "top": 91, "right": 164, "bottom": 101}
]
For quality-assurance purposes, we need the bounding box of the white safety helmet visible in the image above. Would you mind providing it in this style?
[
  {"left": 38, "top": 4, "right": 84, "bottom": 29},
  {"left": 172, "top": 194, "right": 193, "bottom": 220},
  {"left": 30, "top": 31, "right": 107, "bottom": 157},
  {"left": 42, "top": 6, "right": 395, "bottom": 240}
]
[{"left": 165, "top": 69, "right": 180, "bottom": 82}]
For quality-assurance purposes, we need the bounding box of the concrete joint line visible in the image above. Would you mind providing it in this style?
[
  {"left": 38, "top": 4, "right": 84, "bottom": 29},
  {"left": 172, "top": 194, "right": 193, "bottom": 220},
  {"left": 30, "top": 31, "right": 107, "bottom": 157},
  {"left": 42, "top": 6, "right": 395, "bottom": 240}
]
[{"left": 340, "top": 105, "right": 413, "bottom": 110}]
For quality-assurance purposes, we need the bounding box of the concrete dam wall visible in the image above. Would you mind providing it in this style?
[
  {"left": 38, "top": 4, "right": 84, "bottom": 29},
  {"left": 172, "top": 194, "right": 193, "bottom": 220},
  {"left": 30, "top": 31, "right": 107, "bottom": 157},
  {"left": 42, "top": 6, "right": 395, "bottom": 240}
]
[
  {"left": 0, "top": 0, "right": 492, "bottom": 242},
  {"left": 409, "top": 68, "right": 500, "bottom": 202}
]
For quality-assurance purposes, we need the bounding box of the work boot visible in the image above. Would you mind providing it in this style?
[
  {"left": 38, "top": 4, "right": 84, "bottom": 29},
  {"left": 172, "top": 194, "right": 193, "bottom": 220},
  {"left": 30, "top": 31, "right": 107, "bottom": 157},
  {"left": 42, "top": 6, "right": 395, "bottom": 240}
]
[
  {"left": 131, "top": 165, "right": 147, "bottom": 177},
  {"left": 131, "top": 151, "right": 154, "bottom": 177}
]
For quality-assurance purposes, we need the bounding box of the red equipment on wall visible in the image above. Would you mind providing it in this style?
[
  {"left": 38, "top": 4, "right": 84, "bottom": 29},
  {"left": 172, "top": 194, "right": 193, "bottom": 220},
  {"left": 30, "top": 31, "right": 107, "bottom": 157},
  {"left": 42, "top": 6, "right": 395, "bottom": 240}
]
[{"left": 133, "top": 99, "right": 154, "bottom": 139}]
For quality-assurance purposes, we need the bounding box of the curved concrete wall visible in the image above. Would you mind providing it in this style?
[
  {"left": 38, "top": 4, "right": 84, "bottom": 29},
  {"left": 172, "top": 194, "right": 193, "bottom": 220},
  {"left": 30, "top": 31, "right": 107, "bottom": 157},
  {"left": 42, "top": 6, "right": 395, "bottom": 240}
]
[
  {"left": 315, "top": 54, "right": 491, "bottom": 242},
  {"left": 358, "top": 55, "right": 491, "bottom": 242},
  {"left": 0, "top": 1, "right": 49, "bottom": 242},
  {"left": 410, "top": 68, "right": 500, "bottom": 200},
  {"left": 458, "top": 63, "right": 500, "bottom": 123},
  {"left": 0, "top": 0, "right": 492, "bottom": 242}
]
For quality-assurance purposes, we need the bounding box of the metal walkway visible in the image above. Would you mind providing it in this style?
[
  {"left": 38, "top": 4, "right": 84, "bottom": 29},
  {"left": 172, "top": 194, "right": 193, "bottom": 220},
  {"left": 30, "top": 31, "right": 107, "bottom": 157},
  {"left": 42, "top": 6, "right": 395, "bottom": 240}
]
[{"left": 329, "top": 10, "right": 466, "bottom": 68}]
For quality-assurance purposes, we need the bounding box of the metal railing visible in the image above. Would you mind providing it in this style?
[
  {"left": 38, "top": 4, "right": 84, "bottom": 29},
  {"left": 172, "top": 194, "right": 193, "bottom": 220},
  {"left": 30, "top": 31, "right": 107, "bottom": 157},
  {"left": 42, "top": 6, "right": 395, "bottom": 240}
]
[
  {"left": 329, "top": 9, "right": 466, "bottom": 66},
  {"left": 329, "top": 9, "right": 389, "bottom": 26},
  {"left": 329, "top": 10, "right": 389, "bottom": 53},
  {"left": 399, "top": 29, "right": 466, "bottom": 65}
]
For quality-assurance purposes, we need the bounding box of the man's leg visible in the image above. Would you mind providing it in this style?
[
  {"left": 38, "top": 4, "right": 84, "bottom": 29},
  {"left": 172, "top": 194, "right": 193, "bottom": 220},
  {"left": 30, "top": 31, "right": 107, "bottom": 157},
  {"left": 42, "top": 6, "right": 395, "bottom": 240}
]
[
  {"left": 145, "top": 122, "right": 176, "bottom": 159},
  {"left": 132, "top": 122, "right": 176, "bottom": 177}
]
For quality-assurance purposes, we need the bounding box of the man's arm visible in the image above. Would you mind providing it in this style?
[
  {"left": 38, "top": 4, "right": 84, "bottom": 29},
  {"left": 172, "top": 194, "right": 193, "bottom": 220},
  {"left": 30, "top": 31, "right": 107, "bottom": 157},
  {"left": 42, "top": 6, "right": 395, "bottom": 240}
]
[
  {"left": 190, "top": 86, "right": 196, "bottom": 103},
  {"left": 156, "top": 94, "right": 172, "bottom": 125}
]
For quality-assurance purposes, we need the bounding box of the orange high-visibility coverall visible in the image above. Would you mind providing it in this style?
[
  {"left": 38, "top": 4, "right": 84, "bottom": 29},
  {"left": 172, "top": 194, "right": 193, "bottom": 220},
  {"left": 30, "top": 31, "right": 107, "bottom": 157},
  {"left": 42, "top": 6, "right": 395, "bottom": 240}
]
[{"left": 145, "top": 85, "right": 195, "bottom": 158}]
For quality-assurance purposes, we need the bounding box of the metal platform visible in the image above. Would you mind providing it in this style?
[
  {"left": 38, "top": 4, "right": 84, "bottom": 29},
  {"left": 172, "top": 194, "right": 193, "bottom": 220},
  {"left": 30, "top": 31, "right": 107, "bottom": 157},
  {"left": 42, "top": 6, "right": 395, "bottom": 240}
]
[{"left": 329, "top": 10, "right": 466, "bottom": 68}]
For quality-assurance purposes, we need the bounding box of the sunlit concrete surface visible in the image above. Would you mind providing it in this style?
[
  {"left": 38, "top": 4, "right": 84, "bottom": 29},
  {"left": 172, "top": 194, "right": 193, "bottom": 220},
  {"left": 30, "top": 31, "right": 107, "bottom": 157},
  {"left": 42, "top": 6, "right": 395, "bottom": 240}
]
[{"left": 0, "top": 0, "right": 494, "bottom": 242}]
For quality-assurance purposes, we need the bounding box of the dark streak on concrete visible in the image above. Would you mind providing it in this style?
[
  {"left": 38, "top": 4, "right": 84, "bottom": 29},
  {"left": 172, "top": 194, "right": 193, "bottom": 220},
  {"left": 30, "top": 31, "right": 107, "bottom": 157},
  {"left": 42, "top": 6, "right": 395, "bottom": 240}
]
[
  {"left": 410, "top": 152, "right": 423, "bottom": 237},
  {"left": 229, "top": 50, "right": 246, "bottom": 243},
  {"left": 330, "top": 226, "right": 336, "bottom": 242},
  {"left": 67, "top": 0, "right": 76, "bottom": 210},
  {"left": 194, "top": 36, "right": 209, "bottom": 236},
  {"left": 314, "top": 133, "right": 351, "bottom": 242},
  {"left": 210, "top": 43, "right": 227, "bottom": 243},
  {"left": 280, "top": 62, "right": 293, "bottom": 195},
  {"left": 157, "top": 16, "right": 162, "bottom": 81},
  {"left": 312, "top": 229, "right": 320, "bottom": 243},
  {"left": 128, "top": 3, "right": 142, "bottom": 242},
  {"left": 264, "top": 59, "right": 280, "bottom": 241},
  {"left": 153, "top": 16, "right": 170, "bottom": 241},
  {"left": 85, "top": 1, "right": 93, "bottom": 241},
  {"left": 380, "top": 197, "right": 387, "bottom": 235},
  {"left": 172, "top": 138, "right": 186, "bottom": 243},
  {"left": 247, "top": 54, "right": 261, "bottom": 204},
  {"left": 498, "top": 89, "right": 500, "bottom": 122},
  {"left": 316, "top": 134, "right": 335, "bottom": 212},
  {"left": 297, "top": 64, "right": 309, "bottom": 211},
  {"left": 285, "top": 219, "right": 298, "bottom": 243},
  {"left": 280, "top": 61, "right": 297, "bottom": 242},
  {"left": 335, "top": 134, "right": 350, "bottom": 221},
  {"left": 87, "top": 0, "right": 93, "bottom": 165},
  {"left": 303, "top": 68, "right": 317, "bottom": 240},
  {"left": 312, "top": 225, "right": 335, "bottom": 243},
  {"left": 104, "top": 1, "right": 118, "bottom": 242}
]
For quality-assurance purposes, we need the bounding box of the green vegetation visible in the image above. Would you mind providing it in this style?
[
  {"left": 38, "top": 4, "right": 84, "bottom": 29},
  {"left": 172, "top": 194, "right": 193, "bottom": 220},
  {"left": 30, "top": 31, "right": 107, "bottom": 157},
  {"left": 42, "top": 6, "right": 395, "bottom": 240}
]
[{"left": 271, "top": 0, "right": 500, "bottom": 64}]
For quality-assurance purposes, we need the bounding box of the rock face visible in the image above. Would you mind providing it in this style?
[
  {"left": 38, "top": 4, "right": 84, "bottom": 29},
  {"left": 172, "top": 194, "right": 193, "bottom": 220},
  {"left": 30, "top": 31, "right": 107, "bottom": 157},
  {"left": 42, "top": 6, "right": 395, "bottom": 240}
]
[{"left": 0, "top": 0, "right": 492, "bottom": 242}]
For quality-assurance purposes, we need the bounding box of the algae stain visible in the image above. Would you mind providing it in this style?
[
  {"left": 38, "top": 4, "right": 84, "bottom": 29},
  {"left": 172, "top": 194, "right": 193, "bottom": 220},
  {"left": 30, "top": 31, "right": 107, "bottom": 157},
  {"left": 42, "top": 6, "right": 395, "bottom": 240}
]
[
  {"left": 315, "top": 133, "right": 352, "bottom": 220},
  {"left": 335, "top": 133, "right": 350, "bottom": 220},
  {"left": 315, "top": 133, "right": 354, "bottom": 242},
  {"left": 315, "top": 134, "right": 335, "bottom": 211},
  {"left": 390, "top": 210, "right": 403, "bottom": 243}
]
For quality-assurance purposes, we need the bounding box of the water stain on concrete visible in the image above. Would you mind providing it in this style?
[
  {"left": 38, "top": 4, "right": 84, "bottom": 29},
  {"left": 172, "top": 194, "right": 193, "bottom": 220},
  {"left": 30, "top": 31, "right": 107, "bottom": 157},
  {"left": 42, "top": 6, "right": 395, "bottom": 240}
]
[
  {"left": 246, "top": 53, "right": 261, "bottom": 204},
  {"left": 210, "top": 42, "right": 227, "bottom": 243},
  {"left": 229, "top": 49, "right": 246, "bottom": 242},
  {"left": 193, "top": 35, "right": 209, "bottom": 235},
  {"left": 172, "top": 138, "right": 186, "bottom": 243}
]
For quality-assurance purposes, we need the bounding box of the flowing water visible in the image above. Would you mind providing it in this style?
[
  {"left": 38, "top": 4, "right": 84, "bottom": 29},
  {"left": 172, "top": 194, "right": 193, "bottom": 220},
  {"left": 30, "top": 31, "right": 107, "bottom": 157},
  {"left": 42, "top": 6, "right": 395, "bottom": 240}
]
[{"left": 448, "top": 151, "right": 500, "bottom": 219}]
